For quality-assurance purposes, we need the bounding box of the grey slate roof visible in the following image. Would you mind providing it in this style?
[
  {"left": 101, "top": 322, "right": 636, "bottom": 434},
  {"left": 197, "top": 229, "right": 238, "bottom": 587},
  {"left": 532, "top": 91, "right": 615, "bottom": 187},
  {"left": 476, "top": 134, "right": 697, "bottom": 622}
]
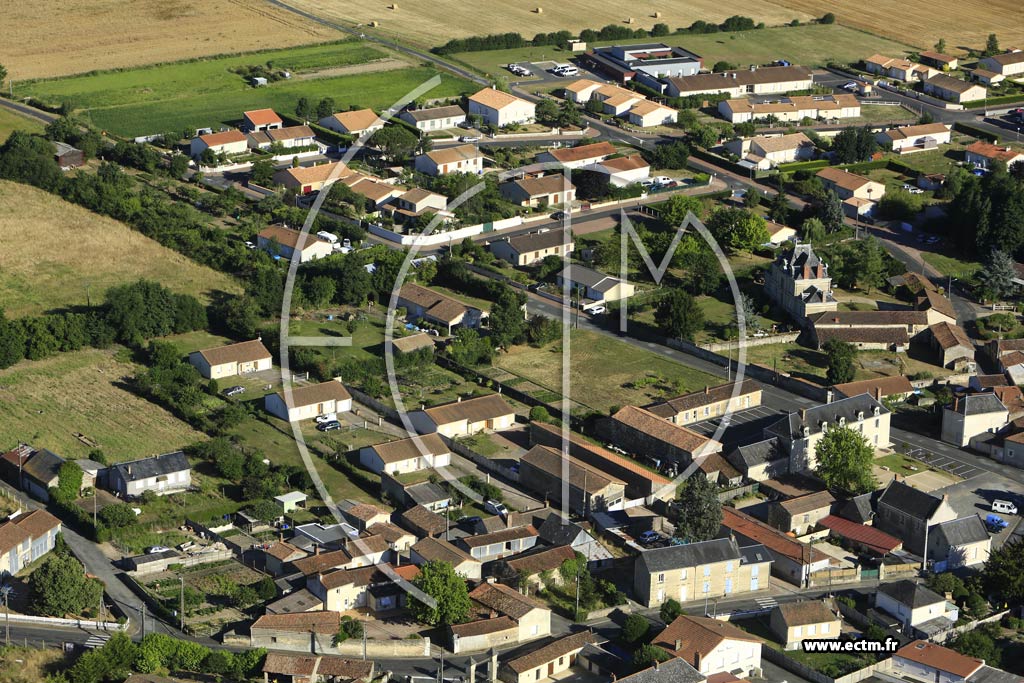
[
  {"left": 637, "top": 537, "right": 739, "bottom": 573},
  {"left": 111, "top": 451, "right": 189, "bottom": 482},
  {"left": 953, "top": 394, "right": 1007, "bottom": 416},
  {"left": 21, "top": 449, "right": 65, "bottom": 483},
  {"left": 402, "top": 105, "right": 466, "bottom": 122},
  {"left": 767, "top": 394, "right": 888, "bottom": 440},
  {"left": 557, "top": 265, "right": 622, "bottom": 292},
  {"left": 616, "top": 658, "right": 704, "bottom": 683},
  {"left": 775, "top": 242, "right": 823, "bottom": 270},
  {"left": 878, "top": 579, "right": 945, "bottom": 608},
  {"left": 537, "top": 513, "right": 585, "bottom": 546},
  {"left": 837, "top": 492, "right": 876, "bottom": 524},
  {"left": 878, "top": 480, "right": 943, "bottom": 522},
  {"left": 406, "top": 481, "right": 450, "bottom": 507},
  {"left": 931, "top": 515, "right": 989, "bottom": 547},
  {"left": 738, "top": 543, "right": 772, "bottom": 565},
  {"left": 726, "top": 437, "right": 785, "bottom": 470}
]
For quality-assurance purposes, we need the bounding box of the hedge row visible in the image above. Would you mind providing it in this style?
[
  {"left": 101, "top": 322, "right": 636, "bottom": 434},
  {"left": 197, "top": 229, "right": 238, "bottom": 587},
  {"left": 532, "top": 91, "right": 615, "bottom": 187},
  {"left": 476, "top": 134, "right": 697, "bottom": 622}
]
[{"left": 953, "top": 121, "right": 1001, "bottom": 143}]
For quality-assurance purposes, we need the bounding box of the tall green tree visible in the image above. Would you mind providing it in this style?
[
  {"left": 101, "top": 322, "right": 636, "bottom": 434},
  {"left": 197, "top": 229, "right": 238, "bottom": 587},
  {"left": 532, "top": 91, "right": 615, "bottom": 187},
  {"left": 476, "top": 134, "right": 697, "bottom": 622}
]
[
  {"left": 369, "top": 125, "right": 418, "bottom": 160},
  {"left": 977, "top": 249, "right": 1018, "bottom": 301},
  {"left": 655, "top": 289, "right": 705, "bottom": 341},
  {"left": 674, "top": 475, "right": 723, "bottom": 542},
  {"left": 0, "top": 63, "right": 7, "bottom": 90},
  {"left": 488, "top": 287, "right": 528, "bottom": 349},
  {"left": 821, "top": 190, "right": 845, "bottom": 233},
  {"left": 315, "top": 97, "right": 336, "bottom": 120},
  {"left": 295, "top": 96, "right": 312, "bottom": 121},
  {"left": 985, "top": 33, "right": 1000, "bottom": 56},
  {"left": 815, "top": 425, "right": 878, "bottom": 493},
  {"left": 857, "top": 237, "right": 887, "bottom": 293},
  {"left": 409, "top": 560, "right": 471, "bottom": 626},
  {"left": 534, "top": 99, "right": 560, "bottom": 125},
  {"left": 250, "top": 158, "right": 275, "bottom": 186},
  {"left": 30, "top": 547, "right": 104, "bottom": 617},
  {"left": 661, "top": 194, "right": 704, "bottom": 226},
  {"left": 982, "top": 538, "right": 1024, "bottom": 603},
  {"left": 801, "top": 217, "right": 826, "bottom": 245},
  {"left": 824, "top": 339, "right": 856, "bottom": 384},
  {"left": 707, "top": 207, "right": 770, "bottom": 253},
  {"left": 935, "top": 38, "right": 947, "bottom": 54}
]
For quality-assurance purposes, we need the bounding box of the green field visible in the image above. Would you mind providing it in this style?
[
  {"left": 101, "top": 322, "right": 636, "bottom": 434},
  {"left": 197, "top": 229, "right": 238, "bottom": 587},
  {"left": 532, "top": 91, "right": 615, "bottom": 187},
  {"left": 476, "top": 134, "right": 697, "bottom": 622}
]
[
  {"left": 452, "top": 25, "right": 915, "bottom": 78},
  {"left": 0, "top": 348, "right": 205, "bottom": 461},
  {"left": 921, "top": 252, "right": 982, "bottom": 279},
  {"left": 0, "top": 108, "right": 44, "bottom": 143},
  {"left": 19, "top": 41, "right": 474, "bottom": 137},
  {"left": 494, "top": 328, "right": 720, "bottom": 412}
]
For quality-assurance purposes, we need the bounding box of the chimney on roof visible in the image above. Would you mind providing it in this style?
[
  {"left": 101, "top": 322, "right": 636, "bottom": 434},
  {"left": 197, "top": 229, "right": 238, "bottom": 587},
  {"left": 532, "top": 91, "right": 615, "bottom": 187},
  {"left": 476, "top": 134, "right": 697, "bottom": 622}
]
[
  {"left": 314, "top": 544, "right": 320, "bottom": 556},
  {"left": 675, "top": 638, "right": 682, "bottom": 651},
  {"left": 654, "top": 661, "right": 659, "bottom": 671},
  {"left": 800, "top": 408, "right": 807, "bottom": 421},
  {"left": 705, "top": 386, "right": 710, "bottom": 395},
  {"left": 458, "top": 396, "right": 462, "bottom": 403},
  {"left": 693, "top": 652, "right": 701, "bottom": 670},
  {"left": 489, "top": 609, "right": 498, "bottom": 619},
  {"left": 875, "top": 387, "right": 882, "bottom": 401},
  {"left": 954, "top": 397, "right": 960, "bottom": 412},
  {"left": 826, "top": 389, "right": 834, "bottom": 404}
]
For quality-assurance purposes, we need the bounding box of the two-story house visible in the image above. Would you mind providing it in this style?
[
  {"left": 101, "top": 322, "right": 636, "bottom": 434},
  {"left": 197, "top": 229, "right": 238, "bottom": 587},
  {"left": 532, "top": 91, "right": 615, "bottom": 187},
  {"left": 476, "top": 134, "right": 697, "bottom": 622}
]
[
  {"left": 633, "top": 537, "right": 772, "bottom": 608},
  {"left": 654, "top": 615, "right": 762, "bottom": 678},
  {"left": 875, "top": 480, "right": 957, "bottom": 556},
  {"left": 875, "top": 580, "right": 958, "bottom": 633},
  {"left": 107, "top": 451, "right": 191, "bottom": 498}
]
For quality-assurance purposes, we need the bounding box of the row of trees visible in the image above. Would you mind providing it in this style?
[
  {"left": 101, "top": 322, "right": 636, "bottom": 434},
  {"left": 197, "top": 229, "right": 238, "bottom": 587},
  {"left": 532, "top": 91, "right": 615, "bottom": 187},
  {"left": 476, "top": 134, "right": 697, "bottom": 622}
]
[
  {"left": 432, "top": 17, "right": 763, "bottom": 55},
  {"left": 0, "top": 279, "right": 207, "bottom": 370}
]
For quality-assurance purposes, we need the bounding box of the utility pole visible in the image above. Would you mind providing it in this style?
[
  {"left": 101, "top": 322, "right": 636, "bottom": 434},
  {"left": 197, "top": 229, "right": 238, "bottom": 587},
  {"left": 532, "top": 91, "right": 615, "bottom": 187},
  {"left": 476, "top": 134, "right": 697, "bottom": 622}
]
[
  {"left": 179, "top": 577, "right": 185, "bottom": 632},
  {"left": 2, "top": 586, "right": 11, "bottom": 646},
  {"left": 575, "top": 569, "right": 581, "bottom": 618},
  {"left": 141, "top": 602, "right": 146, "bottom": 637}
]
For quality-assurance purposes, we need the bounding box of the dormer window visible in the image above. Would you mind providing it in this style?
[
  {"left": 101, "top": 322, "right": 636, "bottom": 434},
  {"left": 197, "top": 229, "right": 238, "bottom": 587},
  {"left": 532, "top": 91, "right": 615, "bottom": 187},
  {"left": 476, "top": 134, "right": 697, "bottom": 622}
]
[
  {"left": 820, "top": 421, "right": 828, "bottom": 433},
  {"left": 857, "top": 411, "right": 864, "bottom": 421},
  {"left": 838, "top": 417, "right": 846, "bottom": 426},
  {"left": 873, "top": 406, "right": 881, "bottom": 416}
]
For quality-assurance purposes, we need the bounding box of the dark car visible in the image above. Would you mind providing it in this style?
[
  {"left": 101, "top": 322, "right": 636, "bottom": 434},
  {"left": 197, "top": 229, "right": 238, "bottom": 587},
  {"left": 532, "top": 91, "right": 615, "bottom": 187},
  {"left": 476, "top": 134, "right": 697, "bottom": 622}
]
[
  {"left": 316, "top": 420, "right": 342, "bottom": 432},
  {"left": 223, "top": 385, "right": 246, "bottom": 397}
]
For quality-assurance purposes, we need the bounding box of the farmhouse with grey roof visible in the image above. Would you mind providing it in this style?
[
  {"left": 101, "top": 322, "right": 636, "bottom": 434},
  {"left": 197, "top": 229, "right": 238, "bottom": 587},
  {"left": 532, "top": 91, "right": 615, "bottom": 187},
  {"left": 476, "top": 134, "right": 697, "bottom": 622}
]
[{"left": 108, "top": 451, "right": 191, "bottom": 498}]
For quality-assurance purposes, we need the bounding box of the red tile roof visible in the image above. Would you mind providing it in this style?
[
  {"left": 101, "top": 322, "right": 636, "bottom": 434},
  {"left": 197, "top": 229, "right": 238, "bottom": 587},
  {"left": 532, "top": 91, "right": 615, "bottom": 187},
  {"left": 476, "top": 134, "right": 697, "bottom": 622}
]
[
  {"left": 722, "top": 507, "right": 831, "bottom": 565},
  {"left": 820, "top": 515, "right": 902, "bottom": 555},
  {"left": 896, "top": 641, "right": 983, "bottom": 678}
]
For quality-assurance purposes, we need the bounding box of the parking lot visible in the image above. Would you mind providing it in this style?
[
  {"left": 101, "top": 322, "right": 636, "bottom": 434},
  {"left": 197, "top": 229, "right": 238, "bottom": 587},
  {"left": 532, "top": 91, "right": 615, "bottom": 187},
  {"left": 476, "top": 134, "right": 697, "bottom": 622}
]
[
  {"left": 688, "top": 405, "right": 787, "bottom": 448},
  {"left": 904, "top": 447, "right": 985, "bottom": 481}
]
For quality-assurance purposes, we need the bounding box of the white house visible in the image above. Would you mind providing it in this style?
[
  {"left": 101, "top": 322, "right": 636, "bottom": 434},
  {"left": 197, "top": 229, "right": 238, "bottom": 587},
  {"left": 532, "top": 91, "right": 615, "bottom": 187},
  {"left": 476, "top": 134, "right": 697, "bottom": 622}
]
[
  {"left": 536, "top": 141, "right": 616, "bottom": 169},
  {"left": 877, "top": 123, "right": 952, "bottom": 154},
  {"left": 414, "top": 143, "right": 484, "bottom": 176},
  {"left": 108, "top": 451, "right": 192, "bottom": 498},
  {"left": 241, "top": 109, "right": 283, "bottom": 132},
  {"left": 251, "top": 125, "right": 318, "bottom": 150},
  {"left": 189, "top": 339, "right": 272, "bottom": 379},
  {"left": 583, "top": 154, "right": 651, "bottom": 187},
  {"left": 0, "top": 509, "right": 62, "bottom": 577},
  {"left": 625, "top": 100, "right": 677, "bottom": 127},
  {"left": 399, "top": 105, "right": 467, "bottom": 131},
  {"left": 264, "top": 379, "right": 353, "bottom": 422},
  {"left": 256, "top": 224, "right": 335, "bottom": 263},
  {"left": 467, "top": 88, "right": 535, "bottom": 127},
  {"left": 964, "top": 141, "right": 1024, "bottom": 170},
  {"left": 409, "top": 394, "right": 516, "bottom": 438},
  {"left": 922, "top": 74, "right": 986, "bottom": 103},
  {"left": 358, "top": 433, "right": 452, "bottom": 475},
  {"left": 724, "top": 132, "right": 815, "bottom": 169},
  {"left": 499, "top": 175, "right": 576, "bottom": 208},
  {"left": 189, "top": 130, "right": 248, "bottom": 159},
  {"left": 875, "top": 580, "right": 957, "bottom": 630},
  {"left": 979, "top": 50, "right": 1024, "bottom": 77},
  {"left": 654, "top": 615, "right": 761, "bottom": 678},
  {"left": 892, "top": 641, "right": 983, "bottom": 683},
  {"left": 318, "top": 109, "right": 384, "bottom": 136}
]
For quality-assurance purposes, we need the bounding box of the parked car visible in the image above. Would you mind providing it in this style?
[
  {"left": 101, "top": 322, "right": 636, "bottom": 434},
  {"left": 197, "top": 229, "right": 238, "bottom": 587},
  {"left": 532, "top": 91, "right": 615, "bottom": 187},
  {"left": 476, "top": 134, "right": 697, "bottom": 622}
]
[
  {"left": 842, "top": 81, "right": 858, "bottom": 90},
  {"left": 589, "top": 305, "right": 607, "bottom": 315},
  {"left": 551, "top": 210, "right": 568, "bottom": 220},
  {"left": 315, "top": 413, "right": 338, "bottom": 424},
  {"left": 986, "top": 514, "right": 1008, "bottom": 532},
  {"left": 147, "top": 546, "right": 171, "bottom": 554},
  {"left": 638, "top": 531, "right": 660, "bottom": 546},
  {"left": 317, "top": 420, "right": 342, "bottom": 432},
  {"left": 484, "top": 499, "right": 508, "bottom": 516},
  {"left": 243, "top": 241, "right": 256, "bottom": 249},
  {"left": 993, "top": 499, "right": 1018, "bottom": 515},
  {"left": 459, "top": 135, "right": 481, "bottom": 143},
  {"left": 223, "top": 385, "right": 246, "bottom": 397},
  {"left": 908, "top": 188, "right": 925, "bottom": 195}
]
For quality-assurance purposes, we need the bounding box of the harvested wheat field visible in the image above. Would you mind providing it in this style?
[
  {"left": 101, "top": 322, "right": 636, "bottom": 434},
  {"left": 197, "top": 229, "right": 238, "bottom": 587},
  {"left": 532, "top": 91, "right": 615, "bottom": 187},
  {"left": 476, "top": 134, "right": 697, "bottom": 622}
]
[
  {"left": 0, "top": 348, "right": 206, "bottom": 460},
  {"left": 769, "top": 0, "right": 1021, "bottom": 52},
  {"left": 0, "top": 180, "right": 242, "bottom": 318},
  {"left": 287, "top": 0, "right": 815, "bottom": 49},
  {"left": 0, "top": 0, "right": 340, "bottom": 80}
]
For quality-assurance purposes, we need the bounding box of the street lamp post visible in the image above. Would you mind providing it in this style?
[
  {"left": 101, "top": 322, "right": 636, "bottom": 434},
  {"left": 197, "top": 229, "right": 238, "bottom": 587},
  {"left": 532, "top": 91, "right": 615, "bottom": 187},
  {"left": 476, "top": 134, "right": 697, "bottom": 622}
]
[{"left": 179, "top": 577, "right": 185, "bottom": 632}]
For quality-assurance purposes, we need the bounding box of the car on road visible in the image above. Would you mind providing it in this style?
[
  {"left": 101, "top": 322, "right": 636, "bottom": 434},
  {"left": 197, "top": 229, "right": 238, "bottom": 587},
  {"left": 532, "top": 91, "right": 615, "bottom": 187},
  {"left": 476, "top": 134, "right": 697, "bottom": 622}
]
[
  {"left": 993, "top": 499, "right": 1018, "bottom": 515},
  {"left": 223, "top": 385, "right": 246, "bottom": 397},
  {"left": 316, "top": 420, "right": 342, "bottom": 432},
  {"left": 484, "top": 499, "right": 508, "bottom": 516},
  {"left": 589, "top": 305, "right": 607, "bottom": 315},
  {"left": 842, "top": 81, "right": 858, "bottom": 90},
  {"left": 638, "top": 530, "right": 660, "bottom": 546},
  {"left": 459, "top": 135, "right": 481, "bottom": 143},
  {"left": 315, "top": 413, "right": 338, "bottom": 424},
  {"left": 551, "top": 210, "right": 568, "bottom": 220}
]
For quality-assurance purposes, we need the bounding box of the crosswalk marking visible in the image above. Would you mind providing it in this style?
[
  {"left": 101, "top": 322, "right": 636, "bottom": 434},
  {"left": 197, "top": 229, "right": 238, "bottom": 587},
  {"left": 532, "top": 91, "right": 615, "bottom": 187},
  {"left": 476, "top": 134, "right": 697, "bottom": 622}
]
[
  {"left": 755, "top": 597, "right": 778, "bottom": 608},
  {"left": 83, "top": 635, "right": 110, "bottom": 649}
]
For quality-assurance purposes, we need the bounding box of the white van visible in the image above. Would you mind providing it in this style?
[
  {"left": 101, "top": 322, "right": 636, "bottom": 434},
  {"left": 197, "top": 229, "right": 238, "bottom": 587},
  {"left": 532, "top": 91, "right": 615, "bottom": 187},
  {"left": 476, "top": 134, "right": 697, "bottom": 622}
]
[
  {"left": 316, "top": 230, "right": 339, "bottom": 244},
  {"left": 992, "top": 499, "right": 1018, "bottom": 515}
]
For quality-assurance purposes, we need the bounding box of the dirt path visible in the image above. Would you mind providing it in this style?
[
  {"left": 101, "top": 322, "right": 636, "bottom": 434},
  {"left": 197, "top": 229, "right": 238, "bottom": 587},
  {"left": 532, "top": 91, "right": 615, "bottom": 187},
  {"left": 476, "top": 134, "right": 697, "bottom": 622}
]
[{"left": 294, "top": 58, "right": 409, "bottom": 80}]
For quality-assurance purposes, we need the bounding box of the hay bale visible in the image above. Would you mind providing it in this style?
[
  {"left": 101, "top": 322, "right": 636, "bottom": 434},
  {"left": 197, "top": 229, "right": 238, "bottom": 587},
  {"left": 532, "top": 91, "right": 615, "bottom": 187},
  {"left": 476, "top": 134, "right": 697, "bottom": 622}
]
[
  {"left": 534, "top": 6, "right": 543, "bottom": 13},
  {"left": 653, "top": 11, "right": 662, "bottom": 18},
  {"left": 626, "top": 16, "right": 634, "bottom": 24},
  {"left": 370, "top": 20, "right": 379, "bottom": 27},
  {"left": 389, "top": 3, "right": 398, "bottom": 9}
]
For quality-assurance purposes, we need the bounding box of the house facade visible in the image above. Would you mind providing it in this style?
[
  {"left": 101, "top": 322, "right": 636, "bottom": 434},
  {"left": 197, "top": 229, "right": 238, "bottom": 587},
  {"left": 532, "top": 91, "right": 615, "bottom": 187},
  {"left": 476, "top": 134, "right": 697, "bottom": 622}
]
[
  {"left": 874, "top": 480, "right": 957, "bottom": 555},
  {"left": 399, "top": 105, "right": 467, "bottom": 131},
  {"left": 769, "top": 601, "right": 840, "bottom": 650},
  {"left": 108, "top": 451, "right": 191, "bottom": 497},
  {"left": 633, "top": 537, "right": 771, "bottom": 608},
  {"left": 257, "top": 225, "right": 335, "bottom": 263},
  {"left": 409, "top": 394, "right": 516, "bottom": 438},
  {"left": 490, "top": 230, "right": 575, "bottom": 267},
  {"left": 414, "top": 144, "right": 483, "bottom": 176},
  {"left": 654, "top": 615, "right": 762, "bottom": 678},
  {"left": 264, "top": 380, "right": 353, "bottom": 422},
  {"left": 500, "top": 176, "right": 576, "bottom": 208},
  {"left": 979, "top": 51, "right": 1024, "bottom": 77},
  {"left": 764, "top": 242, "right": 838, "bottom": 322},
  {"left": 318, "top": 109, "right": 383, "bottom": 136},
  {"left": 189, "top": 339, "right": 272, "bottom": 379},
  {"left": 940, "top": 394, "right": 1008, "bottom": 447},
  {"left": 645, "top": 380, "right": 762, "bottom": 426},
  {"left": 0, "top": 510, "right": 61, "bottom": 576},
  {"left": 358, "top": 433, "right": 451, "bottom": 475},
  {"left": 467, "top": 88, "right": 535, "bottom": 127}
]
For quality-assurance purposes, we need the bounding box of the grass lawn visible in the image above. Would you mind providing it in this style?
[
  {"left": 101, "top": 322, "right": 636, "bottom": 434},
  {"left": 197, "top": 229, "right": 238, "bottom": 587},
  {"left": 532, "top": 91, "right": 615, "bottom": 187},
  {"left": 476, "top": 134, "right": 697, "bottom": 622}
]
[
  {"left": 35, "top": 64, "right": 471, "bottom": 138},
  {"left": 451, "top": 25, "right": 915, "bottom": 78},
  {"left": 0, "top": 646, "right": 69, "bottom": 683},
  {"left": 875, "top": 452, "right": 935, "bottom": 476},
  {"left": 0, "top": 109, "right": 44, "bottom": 144},
  {"left": 0, "top": 180, "right": 242, "bottom": 318},
  {"left": 894, "top": 146, "right": 966, "bottom": 175},
  {"left": 494, "top": 328, "right": 719, "bottom": 413},
  {"left": 0, "top": 347, "right": 206, "bottom": 461},
  {"left": 922, "top": 252, "right": 982, "bottom": 279},
  {"left": 848, "top": 104, "right": 917, "bottom": 125},
  {"left": 740, "top": 342, "right": 827, "bottom": 383},
  {"left": 736, "top": 617, "right": 875, "bottom": 675},
  {"left": 163, "top": 330, "right": 235, "bottom": 357},
  {"left": 457, "top": 433, "right": 505, "bottom": 458},
  {"left": 287, "top": 314, "right": 387, "bottom": 364}
]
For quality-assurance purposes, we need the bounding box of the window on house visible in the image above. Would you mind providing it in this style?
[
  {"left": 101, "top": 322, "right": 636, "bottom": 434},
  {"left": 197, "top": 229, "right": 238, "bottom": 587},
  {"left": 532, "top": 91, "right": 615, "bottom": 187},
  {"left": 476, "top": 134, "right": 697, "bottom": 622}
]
[
  {"left": 725, "top": 562, "right": 733, "bottom": 572},
  {"left": 658, "top": 573, "right": 665, "bottom": 583},
  {"left": 704, "top": 566, "right": 711, "bottom": 576},
  {"left": 703, "top": 581, "right": 710, "bottom": 593}
]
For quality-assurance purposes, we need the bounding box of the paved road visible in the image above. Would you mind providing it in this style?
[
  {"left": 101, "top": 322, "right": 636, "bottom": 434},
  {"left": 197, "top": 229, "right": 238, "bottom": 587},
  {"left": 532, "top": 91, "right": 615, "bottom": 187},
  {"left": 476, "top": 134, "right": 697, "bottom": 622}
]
[{"left": 0, "top": 97, "right": 58, "bottom": 126}]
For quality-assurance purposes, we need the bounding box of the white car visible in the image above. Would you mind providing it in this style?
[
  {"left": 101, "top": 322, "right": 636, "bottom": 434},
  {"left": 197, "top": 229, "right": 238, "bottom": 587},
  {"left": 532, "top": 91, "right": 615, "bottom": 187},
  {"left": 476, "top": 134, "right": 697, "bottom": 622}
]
[
  {"left": 484, "top": 499, "right": 508, "bottom": 516},
  {"left": 843, "top": 81, "right": 858, "bottom": 90},
  {"left": 652, "top": 176, "right": 672, "bottom": 185},
  {"left": 459, "top": 135, "right": 481, "bottom": 143},
  {"left": 315, "top": 413, "right": 338, "bottom": 424},
  {"left": 147, "top": 546, "right": 171, "bottom": 554},
  {"left": 589, "top": 306, "right": 607, "bottom": 315},
  {"left": 908, "top": 188, "right": 925, "bottom": 195},
  {"left": 993, "top": 499, "right": 1018, "bottom": 515}
]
